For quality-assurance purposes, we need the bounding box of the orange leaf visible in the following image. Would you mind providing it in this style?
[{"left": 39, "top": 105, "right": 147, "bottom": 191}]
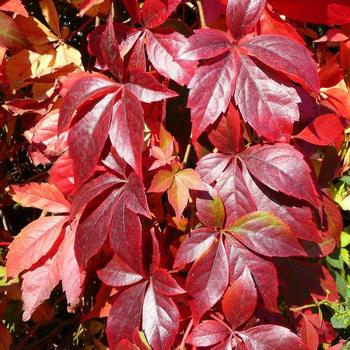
[
  {"left": 6, "top": 216, "right": 67, "bottom": 277},
  {"left": 9, "top": 182, "right": 71, "bottom": 213}
]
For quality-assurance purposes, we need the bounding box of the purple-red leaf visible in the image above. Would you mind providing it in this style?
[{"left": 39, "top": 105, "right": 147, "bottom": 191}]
[
  {"left": 215, "top": 161, "right": 257, "bottom": 227},
  {"left": 107, "top": 282, "right": 147, "bottom": 349},
  {"left": 152, "top": 268, "right": 185, "bottom": 296},
  {"left": 234, "top": 54, "right": 300, "bottom": 142},
  {"left": 97, "top": 254, "right": 144, "bottom": 287},
  {"left": 186, "top": 237, "right": 229, "bottom": 323},
  {"left": 226, "top": 0, "right": 266, "bottom": 40},
  {"left": 75, "top": 191, "right": 120, "bottom": 269},
  {"left": 109, "top": 89, "right": 144, "bottom": 176},
  {"left": 68, "top": 93, "right": 115, "bottom": 186},
  {"left": 100, "top": 15, "right": 124, "bottom": 81},
  {"left": 179, "top": 29, "right": 232, "bottom": 60},
  {"left": 228, "top": 211, "right": 306, "bottom": 257},
  {"left": 142, "top": 0, "right": 182, "bottom": 28},
  {"left": 188, "top": 52, "right": 237, "bottom": 140},
  {"left": 146, "top": 30, "right": 197, "bottom": 86},
  {"left": 238, "top": 325, "right": 306, "bottom": 350},
  {"left": 58, "top": 75, "right": 118, "bottom": 133},
  {"left": 125, "top": 69, "right": 178, "bottom": 103},
  {"left": 142, "top": 282, "right": 180, "bottom": 350},
  {"left": 225, "top": 237, "right": 278, "bottom": 311},
  {"left": 243, "top": 34, "right": 319, "bottom": 93},
  {"left": 110, "top": 201, "right": 144, "bottom": 276},
  {"left": 174, "top": 228, "right": 218, "bottom": 268},
  {"left": 222, "top": 267, "right": 257, "bottom": 329},
  {"left": 241, "top": 144, "right": 319, "bottom": 207},
  {"left": 186, "top": 320, "right": 231, "bottom": 347}
]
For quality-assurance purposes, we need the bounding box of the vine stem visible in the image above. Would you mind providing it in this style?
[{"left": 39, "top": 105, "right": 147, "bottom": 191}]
[
  {"left": 195, "top": 0, "right": 208, "bottom": 28},
  {"left": 182, "top": 133, "right": 192, "bottom": 166}
]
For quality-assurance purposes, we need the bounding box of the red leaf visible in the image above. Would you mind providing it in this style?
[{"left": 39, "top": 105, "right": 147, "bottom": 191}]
[
  {"left": 186, "top": 320, "right": 231, "bottom": 347},
  {"left": 26, "top": 109, "right": 68, "bottom": 158},
  {"left": 146, "top": 30, "right": 197, "bottom": 86},
  {"left": 58, "top": 75, "right": 118, "bottom": 133},
  {"left": 243, "top": 34, "right": 319, "bottom": 93},
  {"left": 0, "top": 12, "right": 28, "bottom": 48},
  {"left": 225, "top": 237, "right": 278, "bottom": 311},
  {"left": 241, "top": 144, "right": 319, "bottom": 207},
  {"left": 228, "top": 211, "right": 306, "bottom": 257},
  {"left": 125, "top": 69, "right": 178, "bottom": 103},
  {"left": 100, "top": 15, "right": 124, "bottom": 81},
  {"left": 179, "top": 29, "right": 231, "bottom": 60},
  {"left": 187, "top": 52, "right": 237, "bottom": 140},
  {"left": 9, "top": 182, "right": 70, "bottom": 213},
  {"left": 21, "top": 257, "right": 60, "bottom": 321},
  {"left": 122, "top": 0, "right": 141, "bottom": 23},
  {"left": 235, "top": 54, "right": 300, "bottom": 142},
  {"left": 173, "top": 228, "right": 218, "bottom": 268},
  {"left": 257, "top": 9, "right": 305, "bottom": 44},
  {"left": 107, "top": 282, "right": 147, "bottom": 349},
  {"left": 0, "top": 0, "right": 28, "bottom": 17},
  {"left": 186, "top": 237, "right": 229, "bottom": 323},
  {"left": 222, "top": 267, "right": 257, "bottom": 329},
  {"left": 97, "top": 254, "right": 144, "bottom": 287},
  {"left": 58, "top": 222, "right": 85, "bottom": 308},
  {"left": 109, "top": 89, "right": 144, "bottom": 176},
  {"left": 277, "top": 259, "right": 338, "bottom": 305},
  {"left": 142, "top": 0, "right": 182, "bottom": 28},
  {"left": 238, "top": 324, "right": 306, "bottom": 350},
  {"left": 268, "top": 0, "right": 350, "bottom": 25},
  {"left": 142, "top": 282, "right": 180, "bottom": 350},
  {"left": 295, "top": 114, "right": 344, "bottom": 146},
  {"left": 226, "top": 0, "right": 266, "bottom": 40},
  {"left": 6, "top": 216, "right": 67, "bottom": 277},
  {"left": 151, "top": 268, "right": 185, "bottom": 296},
  {"left": 110, "top": 201, "right": 144, "bottom": 276},
  {"left": 49, "top": 152, "right": 75, "bottom": 197},
  {"left": 300, "top": 316, "right": 319, "bottom": 350},
  {"left": 68, "top": 93, "right": 116, "bottom": 186}
]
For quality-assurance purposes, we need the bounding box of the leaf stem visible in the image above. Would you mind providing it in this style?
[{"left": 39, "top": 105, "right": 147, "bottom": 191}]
[
  {"left": 182, "top": 137, "right": 192, "bottom": 166},
  {"left": 175, "top": 319, "right": 193, "bottom": 350},
  {"left": 195, "top": 0, "right": 208, "bottom": 28}
]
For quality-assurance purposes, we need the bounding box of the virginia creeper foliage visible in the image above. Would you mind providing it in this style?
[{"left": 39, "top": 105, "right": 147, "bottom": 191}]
[{"left": 1, "top": 0, "right": 350, "bottom": 348}]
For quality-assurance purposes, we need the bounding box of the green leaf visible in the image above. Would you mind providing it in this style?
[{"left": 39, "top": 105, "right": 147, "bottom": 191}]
[
  {"left": 341, "top": 175, "right": 350, "bottom": 186},
  {"left": 326, "top": 250, "right": 344, "bottom": 270},
  {"left": 0, "top": 266, "right": 18, "bottom": 287},
  {"left": 341, "top": 228, "right": 350, "bottom": 247}
]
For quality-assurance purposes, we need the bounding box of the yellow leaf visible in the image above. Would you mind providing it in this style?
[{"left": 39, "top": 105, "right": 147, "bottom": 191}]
[
  {"left": 71, "top": 0, "right": 111, "bottom": 17},
  {"left": 39, "top": 0, "right": 61, "bottom": 37},
  {"left": 55, "top": 43, "right": 83, "bottom": 69}
]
